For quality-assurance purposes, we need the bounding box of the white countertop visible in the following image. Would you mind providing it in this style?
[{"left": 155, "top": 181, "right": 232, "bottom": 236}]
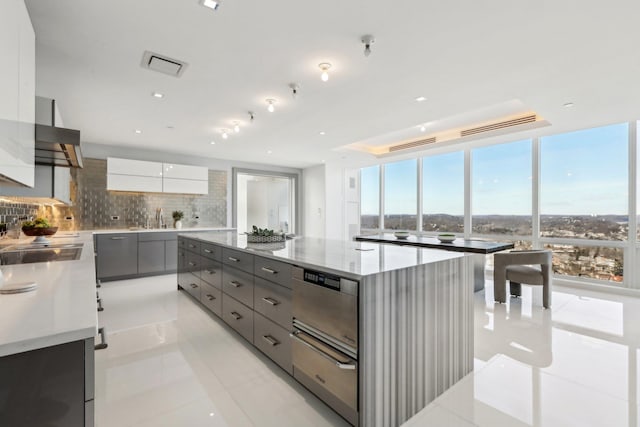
[
  {"left": 0, "top": 231, "right": 97, "bottom": 357},
  {"left": 92, "top": 227, "right": 235, "bottom": 234},
  {"left": 185, "top": 231, "right": 465, "bottom": 279}
]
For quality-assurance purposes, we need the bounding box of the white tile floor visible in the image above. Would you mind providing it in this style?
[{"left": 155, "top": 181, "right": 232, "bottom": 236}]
[{"left": 96, "top": 274, "right": 640, "bottom": 427}]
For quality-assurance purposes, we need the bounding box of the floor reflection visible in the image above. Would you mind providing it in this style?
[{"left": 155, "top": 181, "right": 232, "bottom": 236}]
[{"left": 407, "top": 281, "right": 640, "bottom": 427}]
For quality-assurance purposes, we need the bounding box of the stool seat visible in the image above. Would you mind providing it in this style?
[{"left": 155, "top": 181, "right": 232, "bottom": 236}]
[{"left": 494, "top": 250, "right": 552, "bottom": 308}]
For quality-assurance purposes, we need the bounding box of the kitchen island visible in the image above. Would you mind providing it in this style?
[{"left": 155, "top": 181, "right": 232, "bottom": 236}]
[
  {"left": 178, "top": 231, "right": 474, "bottom": 427},
  {"left": 0, "top": 231, "right": 97, "bottom": 426}
]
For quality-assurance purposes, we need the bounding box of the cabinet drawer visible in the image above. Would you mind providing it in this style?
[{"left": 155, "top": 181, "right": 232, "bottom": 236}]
[
  {"left": 185, "top": 239, "right": 201, "bottom": 254},
  {"left": 254, "top": 277, "right": 292, "bottom": 329},
  {"left": 182, "top": 273, "right": 201, "bottom": 300},
  {"left": 222, "top": 266, "right": 254, "bottom": 308},
  {"left": 254, "top": 312, "right": 292, "bottom": 374},
  {"left": 200, "top": 283, "right": 222, "bottom": 317},
  {"left": 222, "top": 248, "right": 254, "bottom": 273},
  {"left": 223, "top": 294, "right": 254, "bottom": 343},
  {"left": 254, "top": 257, "right": 293, "bottom": 289},
  {"left": 201, "top": 242, "right": 222, "bottom": 261},
  {"left": 139, "top": 231, "right": 178, "bottom": 242},
  {"left": 201, "top": 259, "right": 222, "bottom": 289},
  {"left": 186, "top": 251, "right": 203, "bottom": 277}
]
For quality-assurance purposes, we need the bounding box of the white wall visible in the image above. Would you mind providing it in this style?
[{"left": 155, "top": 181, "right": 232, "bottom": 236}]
[{"left": 302, "top": 165, "right": 326, "bottom": 238}]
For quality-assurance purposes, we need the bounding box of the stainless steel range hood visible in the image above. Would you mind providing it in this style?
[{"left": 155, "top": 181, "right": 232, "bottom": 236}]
[{"left": 35, "top": 97, "right": 83, "bottom": 168}]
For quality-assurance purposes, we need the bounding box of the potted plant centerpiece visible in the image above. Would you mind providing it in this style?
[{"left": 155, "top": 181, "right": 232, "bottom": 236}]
[
  {"left": 172, "top": 211, "right": 184, "bottom": 229},
  {"left": 21, "top": 217, "right": 58, "bottom": 243}
]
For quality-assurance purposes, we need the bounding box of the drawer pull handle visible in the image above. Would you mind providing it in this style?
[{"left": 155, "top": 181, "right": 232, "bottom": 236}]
[
  {"left": 204, "top": 269, "right": 215, "bottom": 275},
  {"left": 228, "top": 256, "right": 239, "bottom": 262},
  {"left": 229, "top": 281, "right": 242, "bottom": 288},
  {"left": 261, "top": 297, "right": 280, "bottom": 306},
  {"left": 290, "top": 331, "right": 356, "bottom": 370},
  {"left": 315, "top": 374, "right": 326, "bottom": 384},
  {"left": 204, "top": 249, "right": 213, "bottom": 254},
  {"left": 188, "top": 262, "right": 196, "bottom": 267},
  {"left": 206, "top": 294, "right": 216, "bottom": 301},
  {"left": 261, "top": 267, "right": 277, "bottom": 274},
  {"left": 190, "top": 283, "right": 198, "bottom": 289},
  {"left": 110, "top": 237, "right": 126, "bottom": 240},
  {"left": 230, "top": 311, "right": 242, "bottom": 320},
  {"left": 262, "top": 335, "right": 280, "bottom": 346},
  {"left": 189, "top": 245, "right": 196, "bottom": 249}
]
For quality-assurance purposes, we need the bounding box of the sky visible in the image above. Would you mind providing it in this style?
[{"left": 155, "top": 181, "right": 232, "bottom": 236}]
[{"left": 361, "top": 122, "right": 629, "bottom": 216}]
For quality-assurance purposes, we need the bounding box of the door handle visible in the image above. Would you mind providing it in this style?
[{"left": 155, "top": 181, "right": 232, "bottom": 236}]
[
  {"left": 230, "top": 311, "right": 242, "bottom": 320},
  {"left": 229, "top": 281, "right": 242, "bottom": 288},
  {"left": 110, "top": 237, "right": 126, "bottom": 240},
  {"left": 262, "top": 335, "right": 279, "bottom": 346},
  {"left": 290, "top": 331, "right": 356, "bottom": 370},
  {"left": 204, "top": 269, "right": 215, "bottom": 275},
  {"left": 204, "top": 249, "right": 213, "bottom": 254},
  {"left": 188, "top": 262, "right": 196, "bottom": 267},
  {"left": 228, "top": 256, "right": 239, "bottom": 262},
  {"left": 261, "top": 267, "right": 277, "bottom": 274},
  {"left": 206, "top": 294, "right": 216, "bottom": 301},
  {"left": 190, "top": 283, "right": 198, "bottom": 289},
  {"left": 261, "top": 297, "right": 280, "bottom": 306}
]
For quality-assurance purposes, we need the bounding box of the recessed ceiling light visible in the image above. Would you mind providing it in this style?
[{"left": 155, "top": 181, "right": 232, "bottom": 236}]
[
  {"left": 319, "top": 131, "right": 326, "bottom": 135},
  {"left": 267, "top": 150, "right": 273, "bottom": 154},
  {"left": 420, "top": 125, "right": 426, "bottom": 132},
  {"left": 266, "top": 99, "right": 276, "bottom": 113},
  {"left": 201, "top": 0, "right": 221, "bottom": 10},
  {"left": 563, "top": 102, "right": 575, "bottom": 108},
  {"left": 135, "top": 129, "right": 142, "bottom": 134},
  {"left": 233, "top": 121, "right": 240, "bottom": 133},
  {"left": 415, "top": 96, "right": 427, "bottom": 102},
  {"left": 210, "top": 141, "right": 216, "bottom": 145},
  {"left": 152, "top": 92, "right": 164, "bottom": 98},
  {"left": 319, "top": 63, "right": 332, "bottom": 82}
]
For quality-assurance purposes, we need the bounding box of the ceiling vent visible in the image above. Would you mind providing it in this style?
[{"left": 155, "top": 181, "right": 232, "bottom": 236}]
[
  {"left": 141, "top": 51, "right": 188, "bottom": 78},
  {"left": 460, "top": 114, "right": 537, "bottom": 137},
  {"left": 389, "top": 136, "right": 437, "bottom": 152}
]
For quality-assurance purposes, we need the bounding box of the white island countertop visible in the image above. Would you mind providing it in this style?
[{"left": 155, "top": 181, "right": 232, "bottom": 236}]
[
  {"left": 184, "top": 231, "right": 465, "bottom": 280},
  {"left": 0, "top": 231, "right": 97, "bottom": 357}
]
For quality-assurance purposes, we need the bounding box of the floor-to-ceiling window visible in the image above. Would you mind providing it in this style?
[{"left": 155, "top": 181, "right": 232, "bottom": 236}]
[
  {"left": 540, "top": 123, "right": 628, "bottom": 282},
  {"left": 472, "top": 140, "right": 532, "bottom": 236},
  {"left": 360, "top": 165, "right": 380, "bottom": 230},
  {"left": 383, "top": 159, "right": 417, "bottom": 230},
  {"left": 422, "top": 152, "right": 464, "bottom": 233},
  {"left": 358, "top": 121, "right": 637, "bottom": 288}
]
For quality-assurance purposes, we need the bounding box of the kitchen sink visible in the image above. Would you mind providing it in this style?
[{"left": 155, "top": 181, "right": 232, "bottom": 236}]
[{"left": 0, "top": 243, "right": 83, "bottom": 265}]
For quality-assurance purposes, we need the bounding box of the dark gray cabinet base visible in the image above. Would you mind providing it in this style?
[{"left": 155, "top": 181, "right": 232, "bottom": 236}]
[{"left": 0, "top": 338, "right": 94, "bottom": 427}]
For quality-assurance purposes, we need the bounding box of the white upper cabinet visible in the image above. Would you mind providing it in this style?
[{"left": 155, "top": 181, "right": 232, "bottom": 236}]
[
  {"left": 107, "top": 157, "right": 163, "bottom": 177},
  {"left": 106, "top": 157, "right": 208, "bottom": 194},
  {"left": 0, "top": 0, "right": 35, "bottom": 187},
  {"left": 162, "top": 163, "right": 208, "bottom": 181}
]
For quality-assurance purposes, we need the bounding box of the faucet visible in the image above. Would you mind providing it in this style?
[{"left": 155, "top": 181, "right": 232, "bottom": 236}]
[{"left": 155, "top": 208, "right": 164, "bottom": 229}]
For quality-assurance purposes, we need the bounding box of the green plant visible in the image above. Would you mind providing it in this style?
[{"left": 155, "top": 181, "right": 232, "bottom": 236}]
[
  {"left": 249, "top": 225, "right": 276, "bottom": 237},
  {"left": 22, "top": 217, "right": 51, "bottom": 229},
  {"left": 172, "top": 211, "right": 184, "bottom": 221}
]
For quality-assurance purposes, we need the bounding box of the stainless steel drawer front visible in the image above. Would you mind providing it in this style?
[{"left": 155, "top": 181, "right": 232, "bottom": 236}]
[
  {"left": 222, "top": 266, "right": 254, "bottom": 308},
  {"left": 222, "top": 248, "right": 254, "bottom": 273},
  {"left": 254, "top": 312, "right": 292, "bottom": 374},
  {"left": 222, "top": 294, "right": 254, "bottom": 343},
  {"left": 200, "top": 283, "right": 222, "bottom": 317},
  {"left": 292, "top": 276, "right": 358, "bottom": 353},
  {"left": 291, "top": 329, "right": 358, "bottom": 412},
  {"left": 254, "top": 277, "right": 292, "bottom": 329},
  {"left": 254, "top": 257, "right": 293, "bottom": 289},
  {"left": 201, "top": 259, "right": 222, "bottom": 289}
]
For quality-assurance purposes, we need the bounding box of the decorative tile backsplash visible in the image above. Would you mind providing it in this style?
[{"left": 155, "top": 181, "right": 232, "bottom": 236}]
[{"left": 0, "top": 158, "right": 228, "bottom": 231}]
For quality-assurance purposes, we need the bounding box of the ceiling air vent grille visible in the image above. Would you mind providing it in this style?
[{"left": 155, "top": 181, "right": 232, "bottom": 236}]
[
  {"left": 140, "top": 51, "right": 188, "bottom": 78},
  {"left": 389, "top": 137, "right": 437, "bottom": 152},
  {"left": 460, "top": 114, "right": 537, "bottom": 137}
]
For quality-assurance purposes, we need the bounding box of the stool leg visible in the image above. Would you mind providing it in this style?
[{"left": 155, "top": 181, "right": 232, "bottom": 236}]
[
  {"left": 543, "top": 283, "right": 550, "bottom": 309},
  {"left": 510, "top": 281, "right": 522, "bottom": 297}
]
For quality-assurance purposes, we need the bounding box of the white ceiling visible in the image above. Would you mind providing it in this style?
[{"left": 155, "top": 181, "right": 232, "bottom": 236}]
[{"left": 24, "top": 0, "right": 640, "bottom": 169}]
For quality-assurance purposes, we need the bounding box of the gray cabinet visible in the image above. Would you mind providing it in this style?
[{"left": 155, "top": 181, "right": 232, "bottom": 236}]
[
  {"left": 96, "top": 233, "right": 138, "bottom": 280},
  {"left": 138, "top": 240, "right": 165, "bottom": 274},
  {"left": 165, "top": 240, "right": 178, "bottom": 271},
  {"left": 0, "top": 338, "right": 94, "bottom": 426}
]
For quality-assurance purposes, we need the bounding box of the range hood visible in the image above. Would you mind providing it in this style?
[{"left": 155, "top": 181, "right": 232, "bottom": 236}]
[{"left": 35, "top": 97, "right": 83, "bottom": 168}]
